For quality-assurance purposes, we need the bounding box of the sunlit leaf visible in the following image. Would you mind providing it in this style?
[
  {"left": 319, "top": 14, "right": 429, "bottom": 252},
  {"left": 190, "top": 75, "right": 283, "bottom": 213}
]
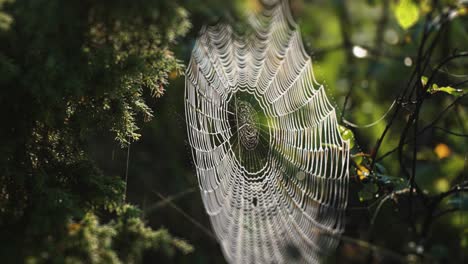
[
  {"left": 434, "top": 143, "right": 451, "bottom": 159},
  {"left": 339, "top": 125, "right": 355, "bottom": 148},
  {"left": 357, "top": 165, "right": 370, "bottom": 182},
  {"left": 351, "top": 153, "right": 364, "bottom": 166},
  {"left": 394, "top": 0, "right": 420, "bottom": 30},
  {"left": 421, "top": 76, "right": 428, "bottom": 86},
  {"left": 351, "top": 152, "right": 371, "bottom": 166},
  {"left": 422, "top": 76, "right": 464, "bottom": 97},
  {"left": 430, "top": 86, "right": 464, "bottom": 97}
]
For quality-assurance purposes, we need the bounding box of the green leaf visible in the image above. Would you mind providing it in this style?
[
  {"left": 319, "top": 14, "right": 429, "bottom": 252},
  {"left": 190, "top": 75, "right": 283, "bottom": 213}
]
[
  {"left": 427, "top": 83, "right": 464, "bottom": 97},
  {"left": 352, "top": 154, "right": 363, "bottom": 166},
  {"left": 430, "top": 86, "right": 464, "bottom": 97},
  {"left": 421, "top": 76, "right": 428, "bottom": 86},
  {"left": 422, "top": 76, "right": 464, "bottom": 97},
  {"left": 339, "top": 125, "right": 355, "bottom": 149},
  {"left": 394, "top": 0, "right": 420, "bottom": 30}
]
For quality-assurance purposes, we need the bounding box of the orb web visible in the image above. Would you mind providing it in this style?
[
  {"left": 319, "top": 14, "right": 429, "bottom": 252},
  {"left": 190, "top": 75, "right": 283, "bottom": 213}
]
[{"left": 184, "top": 0, "right": 350, "bottom": 263}]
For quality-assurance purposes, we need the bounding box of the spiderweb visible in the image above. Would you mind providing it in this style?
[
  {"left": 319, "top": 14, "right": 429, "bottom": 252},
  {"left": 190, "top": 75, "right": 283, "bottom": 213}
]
[{"left": 185, "top": 0, "right": 350, "bottom": 263}]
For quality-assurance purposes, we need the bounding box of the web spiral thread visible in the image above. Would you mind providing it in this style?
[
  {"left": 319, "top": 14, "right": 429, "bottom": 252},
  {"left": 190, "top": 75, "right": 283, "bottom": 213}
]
[{"left": 185, "top": 1, "right": 350, "bottom": 263}]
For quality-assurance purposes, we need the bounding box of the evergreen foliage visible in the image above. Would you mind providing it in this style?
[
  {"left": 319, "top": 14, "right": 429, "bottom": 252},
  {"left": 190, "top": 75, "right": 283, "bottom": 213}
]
[{"left": 0, "top": 0, "right": 191, "bottom": 262}]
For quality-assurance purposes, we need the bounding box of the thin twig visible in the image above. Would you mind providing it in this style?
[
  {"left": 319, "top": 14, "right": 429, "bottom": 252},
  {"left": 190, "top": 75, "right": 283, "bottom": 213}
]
[
  {"left": 377, "top": 94, "right": 467, "bottom": 161},
  {"left": 433, "top": 127, "right": 468, "bottom": 137},
  {"left": 145, "top": 187, "right": 197, "bottom": 214},
  {"left": 152, "top": 190, "right": 218, "bottom": 241},
  {"left": 124, "top": 141, "right": 131, "bottom": 202}
]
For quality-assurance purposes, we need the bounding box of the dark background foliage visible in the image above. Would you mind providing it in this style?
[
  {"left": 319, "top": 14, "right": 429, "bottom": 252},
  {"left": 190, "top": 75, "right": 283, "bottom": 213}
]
[{"left": 0, "top": 0, "right": 467, "bottom": 263}]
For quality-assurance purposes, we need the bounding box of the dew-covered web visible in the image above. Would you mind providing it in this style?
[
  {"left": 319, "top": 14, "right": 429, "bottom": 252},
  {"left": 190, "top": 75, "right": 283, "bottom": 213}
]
[{"left": 184, "top": 0, "right": 350, "bottom": 263}]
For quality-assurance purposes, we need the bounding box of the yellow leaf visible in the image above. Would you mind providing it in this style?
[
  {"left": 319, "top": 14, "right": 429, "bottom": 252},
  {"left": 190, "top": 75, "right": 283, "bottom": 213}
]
[
  {"left": 394, "top": 0, "right": 420, "bottom": 30},
  {"left": 357, "top": 165, "right": 370, "bottom": 181},
  {"left": 434, "top": 143, "right": 451, "bottom": 159},
  {"left": 434, "top": 178, "right": 450, "bottom": 192}
]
